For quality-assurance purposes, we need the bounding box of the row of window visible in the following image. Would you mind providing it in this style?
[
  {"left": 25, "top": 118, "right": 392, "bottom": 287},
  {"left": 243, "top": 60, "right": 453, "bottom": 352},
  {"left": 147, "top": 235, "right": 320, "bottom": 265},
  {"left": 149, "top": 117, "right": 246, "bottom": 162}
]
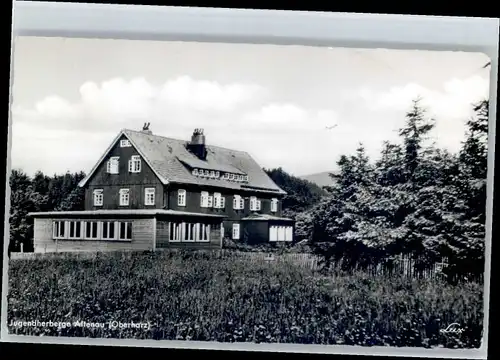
[
  {"left": 93, "top": 188, "right": 155, "bottom": 207},
  {"left": 184, "top": 190, "right": 278, "bottom": 212},
  {"left": 191, "top": 168, "right": 249, "bottom": 183},
  {"left": 230, "top": 224, "right": 293, "bottom": 241},
  {"left": 52, "top": 220, "right": 292, "bottom": 243},
  {"left": 93, "top": 187, "right": 277, "bottom": 212},
  {"left": 106, "top": 155, "right": 141, "bottom": 174},
  {"left": 169, "top": 222, "right": 211, "bottom": 242},
  {"left": 53, "top": 220, "right": 132, "bottom": 241}
]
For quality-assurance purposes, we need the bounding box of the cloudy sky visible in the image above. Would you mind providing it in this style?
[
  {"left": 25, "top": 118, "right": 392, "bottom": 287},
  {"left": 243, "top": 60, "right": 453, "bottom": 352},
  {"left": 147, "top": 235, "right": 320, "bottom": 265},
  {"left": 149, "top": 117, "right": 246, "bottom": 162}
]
[{"left": 10, "top": 36, "right": 490, "bottom": 178}]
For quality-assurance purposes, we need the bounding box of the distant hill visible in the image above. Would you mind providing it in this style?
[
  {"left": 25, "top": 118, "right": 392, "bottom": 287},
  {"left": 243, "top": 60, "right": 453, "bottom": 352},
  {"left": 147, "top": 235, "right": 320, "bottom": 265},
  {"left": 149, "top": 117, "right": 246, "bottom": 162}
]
[
  {"left": 263, "top": 167, "right": 327, "bottom": 215},
  {"left": 299, "top": 171, "right": 335, "bottom": 188}
]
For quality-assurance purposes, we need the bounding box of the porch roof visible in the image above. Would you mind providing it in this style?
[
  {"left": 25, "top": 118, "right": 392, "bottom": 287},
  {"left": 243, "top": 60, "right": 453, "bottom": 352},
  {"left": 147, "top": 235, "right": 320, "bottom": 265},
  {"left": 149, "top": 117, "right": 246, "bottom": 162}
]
[
  {"left": 241, "top": 214, "right": 294, "bottom": 222},
  {"left": 27, "top": 209, "right": 227, "bottom": 219}
]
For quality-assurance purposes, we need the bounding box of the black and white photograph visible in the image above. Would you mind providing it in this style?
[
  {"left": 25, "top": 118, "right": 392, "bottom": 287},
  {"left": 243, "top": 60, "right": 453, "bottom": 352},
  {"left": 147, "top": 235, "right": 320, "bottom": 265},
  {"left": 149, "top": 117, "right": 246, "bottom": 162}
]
[{"left": 2, "top": 4, "right": 497, "bottom": 358}]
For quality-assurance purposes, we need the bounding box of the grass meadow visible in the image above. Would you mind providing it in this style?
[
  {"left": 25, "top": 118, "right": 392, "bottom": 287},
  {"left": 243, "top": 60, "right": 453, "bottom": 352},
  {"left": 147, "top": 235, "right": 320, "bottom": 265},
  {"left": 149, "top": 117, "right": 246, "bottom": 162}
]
[{"left": 7, "top": 250, "right": 484, "bottom": 348}]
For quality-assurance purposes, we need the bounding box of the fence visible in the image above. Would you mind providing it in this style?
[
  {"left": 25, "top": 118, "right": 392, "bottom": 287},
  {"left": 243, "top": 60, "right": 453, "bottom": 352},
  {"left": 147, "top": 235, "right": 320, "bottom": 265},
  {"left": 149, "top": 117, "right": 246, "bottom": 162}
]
[{"left": 9, "top": 249, "right": 450, "bottom": 279}]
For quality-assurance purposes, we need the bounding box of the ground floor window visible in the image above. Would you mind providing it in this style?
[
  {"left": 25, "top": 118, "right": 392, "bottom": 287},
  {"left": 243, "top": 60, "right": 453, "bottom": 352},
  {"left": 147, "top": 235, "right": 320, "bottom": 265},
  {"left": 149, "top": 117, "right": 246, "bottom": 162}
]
[
  {"left": 52, "top": 220, "right": 132, "bottom": 241},
  {"left": 269, "top": 225, "right": 293, "bottom": 242},
  {"left": 52, "top": 221, "right": 66, "bottom": 239},
  {"left": 169, "top": 222, "right": 211, "bottom": 242},
  {"left": 68, "top": 221, "right": 82, "bottom": 239},
  {"left": 232, "top": 223, "right": 240, "bottom": 240},
  {"left": 85, "top": 221, "right": 99, "bottom": 240}
]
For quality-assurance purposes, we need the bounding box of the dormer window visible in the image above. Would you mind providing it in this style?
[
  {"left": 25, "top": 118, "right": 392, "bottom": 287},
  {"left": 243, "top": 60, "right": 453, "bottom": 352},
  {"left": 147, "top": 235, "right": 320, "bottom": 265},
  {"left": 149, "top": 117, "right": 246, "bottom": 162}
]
[
  {"left": 120, "top": 139, "right": 131, "bottom": 147},
  {"left": 106, "top": 156, "right": 119, "bottom": 174},
  {"left": 210, "top": 171, "right": 215, "bottom": 178},
  {"left": 128, "top": 155, "right": 141, "bottom": 173},
  {"left": 193, "top": 169, "right": 199, "bottom": 176},
  {"left": 215, "top": 171, "right": 220, "bottom": 178},
  {"left": 223, "top": 173, "right": 229, "bottom": 180},
  {"left": 229, "top": 174, "right": 235, "bottom": 181},
  {"left": 204, "top": 170, "right": 210, "bottom": 177}
]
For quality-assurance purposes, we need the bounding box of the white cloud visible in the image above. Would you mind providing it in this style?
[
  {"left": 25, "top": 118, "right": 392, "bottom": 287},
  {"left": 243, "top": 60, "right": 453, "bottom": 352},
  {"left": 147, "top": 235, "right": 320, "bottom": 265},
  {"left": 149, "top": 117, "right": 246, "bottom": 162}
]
[
  {"left": 12, "top": 76, "right": 266, "bottom": 133},
  {"left": 359, "top": 75, "right": 489, "bottom": 119},
  {"left": 354, "top": 75, "right": 490, "bottom": 154}
]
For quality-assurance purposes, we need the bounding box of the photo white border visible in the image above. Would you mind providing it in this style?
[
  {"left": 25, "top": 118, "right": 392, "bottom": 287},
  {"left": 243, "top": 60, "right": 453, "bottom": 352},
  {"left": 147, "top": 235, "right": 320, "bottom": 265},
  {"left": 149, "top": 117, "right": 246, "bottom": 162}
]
[{"left": 3, "top": 1, "right": 498, "bottom": 359}]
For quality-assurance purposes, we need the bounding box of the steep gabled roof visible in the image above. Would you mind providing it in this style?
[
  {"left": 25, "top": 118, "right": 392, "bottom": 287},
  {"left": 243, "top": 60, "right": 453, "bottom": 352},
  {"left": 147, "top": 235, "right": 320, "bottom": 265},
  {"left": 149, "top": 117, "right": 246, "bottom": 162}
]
[{"left": 79, "top": 129, "right": 286, "bottom": 195}]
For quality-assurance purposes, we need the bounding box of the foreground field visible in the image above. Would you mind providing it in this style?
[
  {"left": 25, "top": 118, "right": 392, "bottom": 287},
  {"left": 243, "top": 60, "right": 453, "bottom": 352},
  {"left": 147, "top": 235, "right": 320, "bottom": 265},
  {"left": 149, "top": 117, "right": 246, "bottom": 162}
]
[{"left": 7, "top": 250, "right": 483, "bottom": 348}]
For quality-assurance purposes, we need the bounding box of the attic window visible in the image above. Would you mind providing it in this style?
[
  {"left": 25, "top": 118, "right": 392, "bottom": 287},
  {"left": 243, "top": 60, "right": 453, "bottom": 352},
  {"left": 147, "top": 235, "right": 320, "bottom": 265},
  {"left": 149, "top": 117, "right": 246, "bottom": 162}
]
[
  {"left": 192, "top": 169, "right": 199, "bottom": 176},
  {"left": 210, "top": 171, "right": 215, "bottom": 178},
  {"left": 229, "top": 174, "right": 235, "bottom": 181},
  {"left": 128, "top": 155, "right": 141, "bottom": 173},
  {"left": 215, "top": 171, "right": 220, "bottom": 178},
  {"left": 120, "top": 139, "right": 131, "bottom": 147},
  {"left": 106, "top": 156, "right": 119, "bottom": 174}
]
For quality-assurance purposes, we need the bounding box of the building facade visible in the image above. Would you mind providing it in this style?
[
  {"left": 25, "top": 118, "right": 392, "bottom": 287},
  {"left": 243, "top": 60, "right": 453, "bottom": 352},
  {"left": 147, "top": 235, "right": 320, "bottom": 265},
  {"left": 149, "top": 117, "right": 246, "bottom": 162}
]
[{"left": 28, "top": 126, "right": 295, "bottom": 253}]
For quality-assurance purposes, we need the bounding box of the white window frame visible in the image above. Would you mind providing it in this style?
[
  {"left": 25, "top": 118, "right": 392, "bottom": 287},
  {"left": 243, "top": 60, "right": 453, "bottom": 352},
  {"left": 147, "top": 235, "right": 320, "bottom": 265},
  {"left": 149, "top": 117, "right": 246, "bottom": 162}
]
[
  {"left": 53, "top": 220, "right": 67, "bottom": 239},
  {"left": 250, "top": 196, "right": 258, "bottom": 211},
  {"left": 119, "top": 188, "right": 130, "bottom": 206},
  {"left": 84, "top": 221, "right": 100, "bottom": 240},
  {"left": 269, "top": 225, "right": 293, "bottom": 242},
  {"left": 177, "top": 189, "right": 187, "bottom": 207},
  {"left": 169, "top": 222, "right": 182, "bottom": 242},
  {"left": 144, "top": 187, "right": 155, "bottom": 206},
  {"left": 200, "top": 191, "right": 209, "bottom": 208},
  {"left": 256, "top": 199, "right": 261, "bottom": 211},
  {"left": 214, "top": 192, "right": 224, "bottom": 209},
  {"left": 199, "top": 224, "right": 210, "bottom": 242},
  {"left": 117, "top": 221, "right": 133, "bottom": 241},
  {"left": 93, "top": 189, "right": 103, "bottom": 207},
  {"left": 106, "top": 156, "right": 120, "bottom": 174},
  {"left": 168, "top": 222, "right": 211, "bottom": 242},
  {"left": 215, "top": 171, "right": 220, "bottom": 178},
  {"left": 271, "top": 198, "right": 278, "bottom": 213},
  {"left": 192, "top": 169, "right": 199, "bottom": 176},
  {"left": 67, "top": 220, "right": 83, "bottom": 240},
  {"left": 209, "top": 171, "right": 215, "bottom": 178},
  {"left": 207, "top": 195, "right": 214, "bottom": 208},
  {"left": 128, "top": 155, "right": 141, "bottom": 173},
  {"left": 232, "top": 223, "right": 240, "bottom": 240},
  {"left": 233, "top": 195, "right": 244, "bottom": 210},
  {"left": 101, "top": 221, "right": 117, "bottom": 240},
  {"left": 120, "top": 139, "right": 131, "bottom": 147}
]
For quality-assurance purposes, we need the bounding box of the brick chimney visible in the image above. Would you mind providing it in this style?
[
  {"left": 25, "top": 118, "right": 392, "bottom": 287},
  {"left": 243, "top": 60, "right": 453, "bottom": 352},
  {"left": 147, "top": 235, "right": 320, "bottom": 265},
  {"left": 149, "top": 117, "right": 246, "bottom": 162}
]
[{"left": 187, "top": 128, "right": 207, "bottom": 160}]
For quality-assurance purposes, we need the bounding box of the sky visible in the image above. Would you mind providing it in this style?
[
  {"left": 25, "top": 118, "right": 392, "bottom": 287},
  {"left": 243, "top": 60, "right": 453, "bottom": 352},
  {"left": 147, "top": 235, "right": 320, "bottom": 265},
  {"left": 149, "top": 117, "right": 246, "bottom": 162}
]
[{"left": 9, "top": 36, "right": 491, "bottom": 178}]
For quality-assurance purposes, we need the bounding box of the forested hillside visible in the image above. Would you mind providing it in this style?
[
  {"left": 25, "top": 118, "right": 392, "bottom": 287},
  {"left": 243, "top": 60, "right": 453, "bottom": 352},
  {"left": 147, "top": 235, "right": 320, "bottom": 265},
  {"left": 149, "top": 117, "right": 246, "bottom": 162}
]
[
  {"left": 9, "top": 170, "right": 86, "bottom": 252},
  {"left": 263, "top": 167, "right": 327, "bottom": 216}
]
